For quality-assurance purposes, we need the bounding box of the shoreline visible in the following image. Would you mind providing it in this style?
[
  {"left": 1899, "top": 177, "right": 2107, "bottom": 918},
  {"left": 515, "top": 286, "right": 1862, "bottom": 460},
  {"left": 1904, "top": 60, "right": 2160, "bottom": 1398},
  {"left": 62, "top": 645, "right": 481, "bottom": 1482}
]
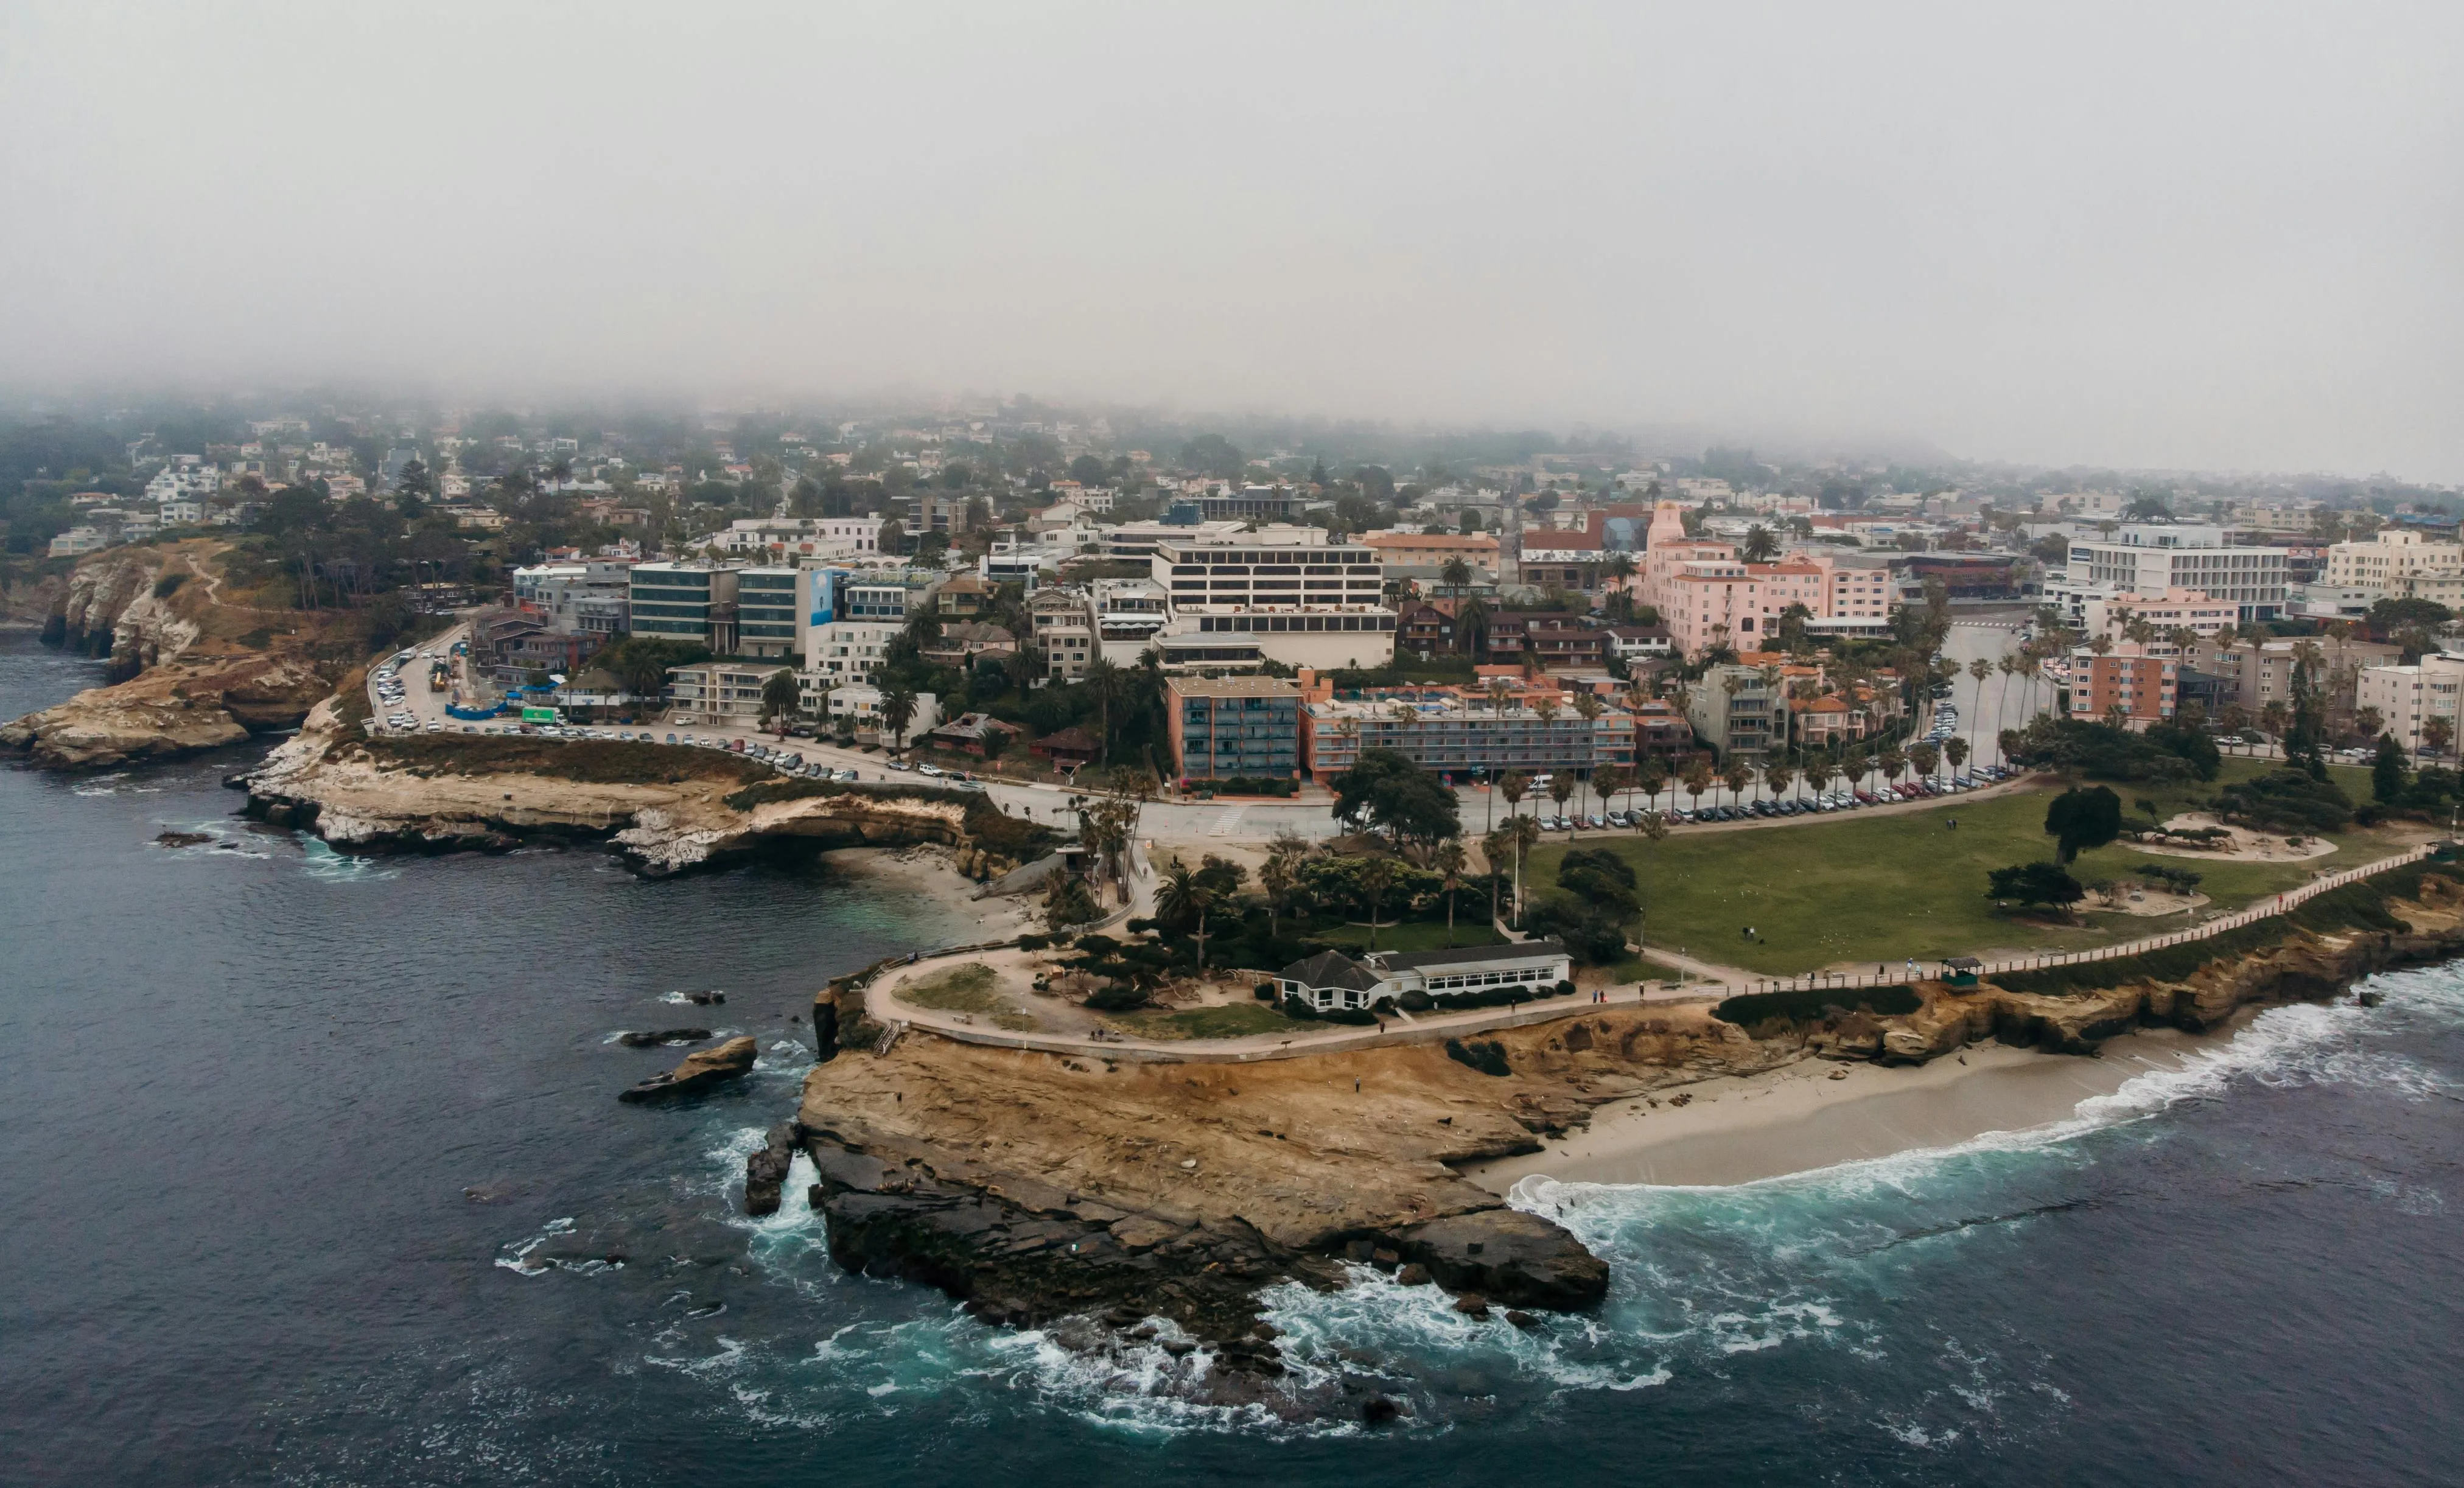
[
  {"left": 820, "top": 843, "right": 1038, "bottom": 943},
  {"left": 1463, "top": 1016, "right": 2256, "bottom": 1192}
]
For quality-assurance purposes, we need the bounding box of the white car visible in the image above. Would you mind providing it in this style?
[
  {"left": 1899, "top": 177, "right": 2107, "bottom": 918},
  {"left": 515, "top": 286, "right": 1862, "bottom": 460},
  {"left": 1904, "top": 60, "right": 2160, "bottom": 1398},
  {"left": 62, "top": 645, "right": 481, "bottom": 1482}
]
[{"left": 917, "top": 763, "right": 945, "bottom": 777}]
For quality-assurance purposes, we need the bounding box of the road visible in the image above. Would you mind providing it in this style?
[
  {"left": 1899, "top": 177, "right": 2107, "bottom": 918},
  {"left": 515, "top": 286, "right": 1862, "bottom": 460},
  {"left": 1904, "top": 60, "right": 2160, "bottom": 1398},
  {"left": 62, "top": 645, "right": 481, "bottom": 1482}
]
[{"left": 364, "top": 615, "right": 2060, "bottom": 849}]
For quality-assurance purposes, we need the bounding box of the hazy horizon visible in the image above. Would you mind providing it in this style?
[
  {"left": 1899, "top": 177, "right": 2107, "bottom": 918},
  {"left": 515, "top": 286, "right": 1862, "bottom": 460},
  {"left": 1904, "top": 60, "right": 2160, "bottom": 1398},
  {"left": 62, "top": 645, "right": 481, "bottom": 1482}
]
[{"left": 5, "top": 3, "right": 2459, "bottom": 482}]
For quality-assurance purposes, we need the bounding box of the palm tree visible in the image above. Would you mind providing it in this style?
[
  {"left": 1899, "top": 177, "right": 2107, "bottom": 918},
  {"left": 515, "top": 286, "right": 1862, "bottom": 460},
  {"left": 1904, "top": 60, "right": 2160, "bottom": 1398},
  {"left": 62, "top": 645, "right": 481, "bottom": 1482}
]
[
  {"left": 1440, "top": 556, "right": 1472, "bottom": 606},
  {"left": 1157, "top": 858, "right": 1216, "bottom": 969},
  {"left": 1358, "top": 858, "right": 1396, "bottom": 952},
  {"left": 1741, "top": 525, "right": 1779, "bottom": 562},
  {"left": 1591, "top": 764, "right": 1631, "bottom": 823},
  {"left": 1432, "top": 840, "right": 1466, "bottom": 946},
  {"left": 1634, "top": 807, "right": 1668, "bottom": 946},
  {"left": 1549, "top": 774, "right": 1576, "bottom": 836},
  {"left": 1457, "top": 596, "right": 1492, "bottom": 660},
  {"left": 1085, "top": 657, "right": 1124, "bottom": 766},
  {"left": 1762, "top": 758, "right": 1795, "bottom": 805},
  {"left": 1879, "top": 744, "right": 1908, "bottom": 791},
  {"left": 1681, "top": 758, "right": 1713, "bottom": 815},
  {"left": 880, "top": 685, "right": 918, "bottom": 753},
  {"left": 1636, "top": 757, "right": 1668, "bottom": 819},
  {"left": 1503, "top": 814, "right": 1540, "bottom": 927},
  {"left": 1804, "top": 755, "right": 1836, "bottom": 802},
  {"left": 1259, "top": 848, "right": 1297, "bottom": 940},
  {"left": 1944, "top": 736, "right": 1970, "bottom": 778},
  {"left": 1910, "top": 740, "right": 1940, "bottom": 784},
  {"left": 1499, "top": 768, "right": 1530, "bottom": 828},
  {"left": 1721, "top": 757, "right": 1752, "bottom": 808}
]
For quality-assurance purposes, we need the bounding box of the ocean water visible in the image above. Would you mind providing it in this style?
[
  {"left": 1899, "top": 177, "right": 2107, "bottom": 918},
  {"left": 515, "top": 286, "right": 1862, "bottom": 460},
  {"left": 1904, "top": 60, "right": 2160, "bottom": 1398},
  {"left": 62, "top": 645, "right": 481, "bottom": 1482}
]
[{"left": 2, "top": 629, "right": 2459, "bottom": 1487}]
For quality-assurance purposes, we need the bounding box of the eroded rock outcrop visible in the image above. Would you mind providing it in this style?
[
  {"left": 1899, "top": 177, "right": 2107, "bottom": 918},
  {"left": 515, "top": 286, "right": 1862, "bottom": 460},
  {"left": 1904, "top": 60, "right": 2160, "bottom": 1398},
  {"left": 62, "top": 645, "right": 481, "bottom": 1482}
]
[
  {"left": 2, "top": 648, "right": 329, "bottom": 769},
  {"left": 618, "top": 1035, "right": 758, "bottom": 1103}
]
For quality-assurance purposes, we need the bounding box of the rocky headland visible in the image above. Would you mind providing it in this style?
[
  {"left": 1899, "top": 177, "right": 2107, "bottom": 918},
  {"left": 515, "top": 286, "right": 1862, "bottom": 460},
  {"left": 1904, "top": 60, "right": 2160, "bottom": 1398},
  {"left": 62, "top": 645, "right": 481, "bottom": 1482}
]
[
  {"left": 4, "top": 542, "right": 336, "bottom": 769},
  {"left": 237, "top": 686, "right": 1054, "bottom": 878},
  {"left": 763, "top": 860, "right": 2464, "bottom": 1391}
]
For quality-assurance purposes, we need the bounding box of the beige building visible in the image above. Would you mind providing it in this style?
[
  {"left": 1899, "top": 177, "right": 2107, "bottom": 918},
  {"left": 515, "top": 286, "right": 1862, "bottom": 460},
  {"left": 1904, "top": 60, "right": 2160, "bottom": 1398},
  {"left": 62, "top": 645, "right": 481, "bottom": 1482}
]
[
  {"left": 2323, "top": 530, "right": 2464, "bottom": 596},
  {"left": 2187, "top": 635, "right": 2401, "bottom": 714},
  {"left": 2358, "top": 655, "right": 2464, "bottom": 754}
]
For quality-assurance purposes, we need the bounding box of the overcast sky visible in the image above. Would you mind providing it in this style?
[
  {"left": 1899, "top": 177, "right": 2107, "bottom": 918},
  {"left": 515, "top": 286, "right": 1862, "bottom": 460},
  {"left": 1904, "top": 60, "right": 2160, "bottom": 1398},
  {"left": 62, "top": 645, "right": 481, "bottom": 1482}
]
[{"left": 4, "top": 2, "right": 2459, "bottom": 479}]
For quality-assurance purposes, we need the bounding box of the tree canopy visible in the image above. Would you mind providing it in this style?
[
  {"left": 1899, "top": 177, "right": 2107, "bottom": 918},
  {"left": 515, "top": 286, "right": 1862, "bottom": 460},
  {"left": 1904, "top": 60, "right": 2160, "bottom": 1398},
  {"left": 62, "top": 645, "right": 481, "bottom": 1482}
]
[
  {"left": 2044, "top": 785, "right": 2123, "bottom": 863},
  {"left": 1329, "top": 747, "right": 1460, "bottom": 851}
]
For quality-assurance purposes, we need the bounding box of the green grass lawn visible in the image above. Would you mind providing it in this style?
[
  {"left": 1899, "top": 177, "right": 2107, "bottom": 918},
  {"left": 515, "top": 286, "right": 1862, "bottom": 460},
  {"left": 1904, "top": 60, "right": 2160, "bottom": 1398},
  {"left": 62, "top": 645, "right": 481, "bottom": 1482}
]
[
  {"left": 892, "top": 962, "right": 1039, "bottom": 1030},
  {"left": 1315, "top": 919, "right": 1507, "bottom": 952},
  {"left": 1595, "top": 954, "right": 1689, "bottom": 985},
  {"left": 1524, "top": 760, "right": 2406, "bottom": 976},
  {"left": 1103, "top": 1002, "right": 1298, "bottom": 1040}
]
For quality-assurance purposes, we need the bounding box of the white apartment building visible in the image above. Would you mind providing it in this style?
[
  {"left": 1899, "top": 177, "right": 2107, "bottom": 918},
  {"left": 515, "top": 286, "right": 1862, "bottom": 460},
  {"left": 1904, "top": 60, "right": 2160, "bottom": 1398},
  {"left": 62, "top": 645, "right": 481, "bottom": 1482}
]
[
  {"left": 801, "top": 569, "right": 945, "bottom": 681},
  {"left": 513, "top": 560, "right": 634, "bottom": 638},
  {"left": 818, "top": 682, "right": 941, "bottom": 744},
  {"left": 708, "top": 515, "right": 885, "bottom": 559},
  {"left": 2323, "top": 531, "right": 2464, "bottom": 597},
  {"left": 2359, "top": 655, "right": 2464, "bottom": 755},
  {"left": 1027, "top": 587, "right": 1096, "bottom": 680},
  {"left": 663, "top": 660, "right": 791, "bottom": 727},
  {"left": 2064, "top": 526, "right": 2287, "bottom": 622},
  {"left": 1150, "top": 525, "right": 1396, "bottom": 670}
]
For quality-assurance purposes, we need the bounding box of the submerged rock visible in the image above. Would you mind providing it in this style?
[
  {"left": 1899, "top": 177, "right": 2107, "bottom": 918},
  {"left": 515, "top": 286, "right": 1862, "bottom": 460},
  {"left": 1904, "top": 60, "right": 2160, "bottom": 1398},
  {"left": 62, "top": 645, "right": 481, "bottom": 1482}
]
[
  {"left": 617, "top": 1027, "right": 712, "bottom": 1048},
  {"left": 618, "top": 1036, "right": 757, "bottom": 1103}
]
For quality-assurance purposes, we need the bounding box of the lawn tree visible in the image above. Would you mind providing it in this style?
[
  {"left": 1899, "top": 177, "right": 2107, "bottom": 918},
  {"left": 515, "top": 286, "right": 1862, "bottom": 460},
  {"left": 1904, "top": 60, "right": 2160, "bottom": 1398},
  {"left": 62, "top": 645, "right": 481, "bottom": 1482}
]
[
  {"left": 1591, "top": 764, "right": 1631, "bottom": 821},
  {"left": 1549, "top": 775, "right": 1576, "bottom": 836},
  {"left": 1879, "top": 744, "right": 1908, "bottom": 789},
  {"left": 1504, "top": 814, "right": 1541, "bottom": 927},
  {"left": 1944, "top": 736, "right": 1970, "bottom": 777},
  {"left": 1987, "top": 861, "right": 2087, "bottom": 913},
  {"left": 2375, "top": 732, "right": 2407, "bottom": 802},
  {"left": 2045, "top": 784, "right": 2123, "bottom": 862},
  {"left": 1909, "top": 741, "right": 1941, "bottom": 783},
  {"left": 1762, "top": 758, "right": 1795, "bottom": 805},
  {"left": 1331, "top": 747, "right": 1461, "bottom": 858},
  {"left": 2427, "top": 716, "right": 2456, "bottom": 760},
  {"left": 1157, "top": 858, "right": 1215, "bottom": 970},
  {"left": 1259, "top": 845, "right": 1297, "bottom": 938},
  {"left": 1358, "top": 858, "right": 1397, "bottom": 953},
  {"left": 1636, "top": 808, "right": 1668, "bottom": 945},
  {"left": 1482, "top": 826, "right": 1514, "bottom": 929},
  {"left": 1432, "top": 840, "right": 1467, "bottom": 946}
]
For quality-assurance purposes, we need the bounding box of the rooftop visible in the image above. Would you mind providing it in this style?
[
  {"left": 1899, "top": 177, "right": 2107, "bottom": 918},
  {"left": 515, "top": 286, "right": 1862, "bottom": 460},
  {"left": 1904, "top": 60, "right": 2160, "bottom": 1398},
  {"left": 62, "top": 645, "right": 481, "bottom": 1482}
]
[{"left": 1167, "top": 676, "right": 1300, "bottom": 699}]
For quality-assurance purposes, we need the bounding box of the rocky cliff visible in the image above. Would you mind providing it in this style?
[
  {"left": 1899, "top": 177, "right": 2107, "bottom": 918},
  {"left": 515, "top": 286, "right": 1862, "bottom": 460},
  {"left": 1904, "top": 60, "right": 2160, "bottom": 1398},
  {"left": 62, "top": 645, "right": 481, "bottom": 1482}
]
[
  {"left": 239, "top": 696, "right": 1052, "bottom": 878},
  {"left": 4, "top": 542, "right": 336, "bottom": 768},
  {"left": 770, "top": 866, "right": 2464, "bottom": 1390}
]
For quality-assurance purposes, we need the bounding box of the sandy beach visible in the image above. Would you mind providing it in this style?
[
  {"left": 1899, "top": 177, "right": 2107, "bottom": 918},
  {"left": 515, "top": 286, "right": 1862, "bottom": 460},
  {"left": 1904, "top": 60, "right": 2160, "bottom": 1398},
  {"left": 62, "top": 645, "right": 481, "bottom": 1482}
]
[
  {"left": 1465, "top": 1022, "right": 2240, "bottom": 1190},
  {"left": 823, "top": 844, "right": 1040, "bottom": 943}
]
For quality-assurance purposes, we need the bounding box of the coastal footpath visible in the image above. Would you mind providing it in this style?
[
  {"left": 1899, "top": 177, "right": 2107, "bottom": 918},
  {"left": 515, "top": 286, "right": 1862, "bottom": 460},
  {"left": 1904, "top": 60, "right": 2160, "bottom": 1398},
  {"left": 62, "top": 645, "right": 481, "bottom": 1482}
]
[{"left": 762, "top": 858, "right": 2464, "bottom": 1396}]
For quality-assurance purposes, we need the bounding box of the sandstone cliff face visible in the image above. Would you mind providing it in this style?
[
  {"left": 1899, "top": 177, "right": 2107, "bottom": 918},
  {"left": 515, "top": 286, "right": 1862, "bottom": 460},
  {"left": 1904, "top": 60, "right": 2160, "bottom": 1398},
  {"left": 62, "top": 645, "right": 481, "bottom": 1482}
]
[
  {"left": 51, "top": 548, "right": 167, "bottom": 657},
  {"left": 0, "top": 648, "right": 329, "bottom": 769},
  {"left": 240, "top": 696, "right": 1024, "bottom": 878}
]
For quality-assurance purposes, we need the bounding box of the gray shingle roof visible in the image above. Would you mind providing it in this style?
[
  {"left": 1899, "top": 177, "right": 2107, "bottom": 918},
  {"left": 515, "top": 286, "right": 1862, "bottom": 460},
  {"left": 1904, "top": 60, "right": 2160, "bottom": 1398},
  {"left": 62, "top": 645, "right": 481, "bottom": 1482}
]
[
  {"left": 1370, "top": 937, "right": 1569, "bottom": 974},
  {"left": 1277, "top": 949, "right": 1380, "bottom": 992}
]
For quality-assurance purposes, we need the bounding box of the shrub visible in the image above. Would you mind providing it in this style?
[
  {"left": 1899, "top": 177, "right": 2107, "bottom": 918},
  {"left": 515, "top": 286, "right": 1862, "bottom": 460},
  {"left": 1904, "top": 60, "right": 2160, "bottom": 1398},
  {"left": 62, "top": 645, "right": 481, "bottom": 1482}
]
[
  {"left": 1522, "top": 898, "right": 1630, "bottom": 965},
  {"left": 1444, "top": 1038, "right": 1511, "bottom": 1077},
  {"left": 1281, "top": 996, "right": 1321, "bottom": 1021},
  {"left": 1715, "top": 983, "right": 1920, "bottom": 1028},
  {"left": 2214, "top": 769, "right": 2353, "bottom": 833},
  {"left": 1253, "top": 980, "right": 1278, "bottom": 1001},
  {"left": 1017, "top": 934, "right": 1051, "bottom": 952},
  {"left": 152, "top": 571, "right": 187, "bottom": 599},
  {"left": 1553, "top": 979, "right": 1577, "bottom": 998},
  {"left": 1321, "top": 1006, "right": 1379, "bottom": 1025},
  {"left": 1084, "top": 982, "right": 1149, "bottom": 1011},
  {"left": 1398, "top": 989, "right": 1434, "bottom": 1012}
]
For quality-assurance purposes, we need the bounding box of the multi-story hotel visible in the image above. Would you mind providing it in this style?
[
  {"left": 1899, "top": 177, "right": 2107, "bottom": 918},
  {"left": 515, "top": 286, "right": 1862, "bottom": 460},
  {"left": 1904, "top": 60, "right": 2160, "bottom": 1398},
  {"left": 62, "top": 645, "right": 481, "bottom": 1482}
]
[
  {"left": 1151, "top": 524, "right": 1397, "bottom": 671},
  {"left": 1299, "top": 683, "right": 1636, "bottom": 784}
]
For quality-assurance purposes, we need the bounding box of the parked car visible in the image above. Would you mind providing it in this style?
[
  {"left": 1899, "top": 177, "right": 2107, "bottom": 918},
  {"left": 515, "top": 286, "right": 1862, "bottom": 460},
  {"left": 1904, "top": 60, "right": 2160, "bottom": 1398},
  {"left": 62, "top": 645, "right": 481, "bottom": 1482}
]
[{"left": 917, "top": 763, "right": 945, "bottom": 777}]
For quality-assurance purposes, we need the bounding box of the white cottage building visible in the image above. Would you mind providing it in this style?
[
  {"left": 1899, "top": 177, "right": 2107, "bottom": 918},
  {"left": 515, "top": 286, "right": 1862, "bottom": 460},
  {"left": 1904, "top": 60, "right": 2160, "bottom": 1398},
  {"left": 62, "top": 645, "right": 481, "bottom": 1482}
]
[{"left": 1275, "top": 939, "right": 1575, "bottom": 1013}]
